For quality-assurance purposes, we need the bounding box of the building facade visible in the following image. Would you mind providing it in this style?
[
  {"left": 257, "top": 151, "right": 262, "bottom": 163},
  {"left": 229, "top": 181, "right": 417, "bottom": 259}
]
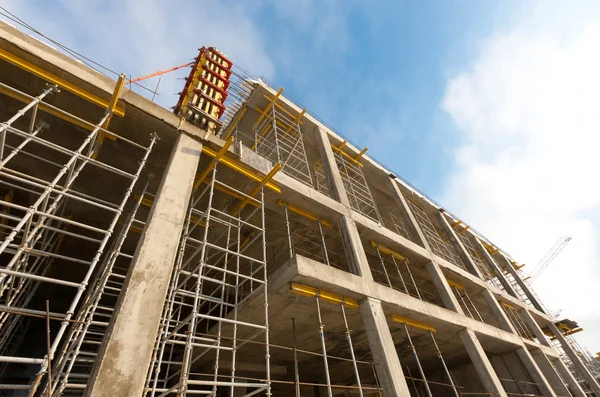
[{"left": 0, "top": 20, "right": 598, "bottom": 397}]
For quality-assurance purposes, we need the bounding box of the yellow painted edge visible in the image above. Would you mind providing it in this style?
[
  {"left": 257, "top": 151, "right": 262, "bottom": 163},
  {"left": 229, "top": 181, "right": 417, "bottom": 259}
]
[
  {"left": 290, "top": 282, "right": 359, "bottom": 309},
  {"left": 277, "top": 200, "right": 332, "bottom": 228},
  {"left": 391, "top": 314, "right": 436, "bottom": 332},
  {"left": 370, "top": 240, "right": 407, "bottom": 262},
  {"left": 0, "top": 48, "right": 125, "bottom": 117},
  {"left": 447, "top": 279, "right": 465, "bottom": 290}
]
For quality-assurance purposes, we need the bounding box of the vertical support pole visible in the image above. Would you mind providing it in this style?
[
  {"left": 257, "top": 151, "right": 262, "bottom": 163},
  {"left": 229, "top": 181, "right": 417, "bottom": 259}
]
[
  {"left": 315, "top": 295, "right": 333, "bottom": 397},
  {"left": 292, "top": 318, "right": 301, "bottom": 397},
  {"left": 548, "top": 323, "right": 600, "bottom": 396},
  {"left": 515, "top": 347, "right": 558, "bottom": 397},
  {"left": 340, "top": 301, "right": 363, "bottom": 397},
  {"left": 460, "top": 329, "right": 508, "bottom": 397},
  {"left": 428, "top": 330, "right": 460, "bottom": 397},
  {"left": 375, "top": 247, "right": 393, "bottom": 288},
  {"left": 86, "top": 134, "right": 202, "bottom": 397},
  {"left": 401, "top": 323, "right": 433, "bottom": 397},
  {"left": 283, "top": 205, "right": 294, "bottom": 259},
  {"left": 359, "top": 298, "right": 411, "bottom": 397},
  {"left": 317, "top": 220, "right": 330, "bottom": 266}
]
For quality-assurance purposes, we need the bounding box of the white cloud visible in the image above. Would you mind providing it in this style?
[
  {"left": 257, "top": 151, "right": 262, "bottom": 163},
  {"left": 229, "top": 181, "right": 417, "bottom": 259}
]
[
  {"left": 1, "top": 0, "right": 275, "bottom": 109},
  {"left": 442, "top": 2, "right": 600, "bottom": 353}
]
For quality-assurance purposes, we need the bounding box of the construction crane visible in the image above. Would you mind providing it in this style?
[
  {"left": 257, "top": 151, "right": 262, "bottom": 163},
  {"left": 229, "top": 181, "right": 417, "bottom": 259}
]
[
  {"left": 126, "top": 62, "right": 193, "bottom": 84},
  {"left": 528, "top": 236, "right": 572, "bottom": 283}
]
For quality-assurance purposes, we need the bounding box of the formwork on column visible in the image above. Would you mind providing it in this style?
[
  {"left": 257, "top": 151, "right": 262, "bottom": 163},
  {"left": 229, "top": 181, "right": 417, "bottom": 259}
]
[
  {"left": 47, "top": 187, "right": 152, "bottom": 396},
  {"left": 252, "top": 92, "right": 313, "bottom": 188},
  {"left": 332, "top": 146, "right": 382, "bottom": 224},
  {"left": 145, "top": 158, "right": 278, "bottom": 397},
  {"left": 406, "top": 200, "right": 467, "bottom": 271},
  {"left": 0, "top": 81, "right": 155, "bottom": 395}
]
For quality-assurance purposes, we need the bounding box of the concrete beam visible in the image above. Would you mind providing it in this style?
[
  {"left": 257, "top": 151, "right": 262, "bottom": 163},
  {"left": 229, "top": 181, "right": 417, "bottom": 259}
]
[
  {"left": 551, "top": 357, "right": 588, "bottom": 397},
  {"left": 474, "top": 238, "right": 519, "bottom": 298},
  {"left": 425, "top": 261, "right": 464, "bottom": 313},
  {"left": 481, "top": 289, "right": 517, "bottom": 334},
  {"left": 386, "top": 178, "right": 427, "bottom": 248},
  {"left": 532, "top": 351, "right": 574, "bottom": 397},
  {"left": 314, "top": 126, "right": 350, "bottom": 207},
  {"left": 496, "top": 254, "right": 546, "bottom": 313},
  {"left": 436, "top": 212, "right": 484, "bottom": 279},
  {"left": 548, "top": 323, "right": 600, "bottom": 396},
  {"left": 86, "top": 134, "right": 202, "bottom": 397},
  {"left": 460, "top": 329, "right": 508, "bottom": 397},
  {"left": 516, "top": 347, "right": 557, "bottom": 397},
  {"left": 520, "top": 309, "right": 551, "bottom": 347},
  {"left": 338, "top": 216, "right": 375, "bottom": 282},
  {"left": 360, "top": 297, "right": 411, "bottom": 397}
]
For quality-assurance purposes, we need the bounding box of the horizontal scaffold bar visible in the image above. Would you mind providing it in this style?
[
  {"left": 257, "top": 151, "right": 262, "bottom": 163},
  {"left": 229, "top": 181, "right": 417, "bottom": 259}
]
[
  {"left": 0, "top": 48, "right": 125, "bottom": 116},
  {"left": 290, "top": 282, "right": 359, "bottom": 309},
  {"left": 390, "top": 314, "right": 436, "bottom": 332}
]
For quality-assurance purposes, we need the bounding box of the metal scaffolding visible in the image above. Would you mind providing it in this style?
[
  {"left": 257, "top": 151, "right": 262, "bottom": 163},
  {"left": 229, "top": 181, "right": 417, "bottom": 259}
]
[
  {"left": 313, "top": 160, "right": 331, "bottom": 198},
  {"left": 252, "top": 92, "right": 313, "bottom": 188},
  {"left": 501, "top": 303, "right": 536, "bottom": 341},
  {"left": 145, "top": 158, "right": 277, "bottom": 397},
  {"left": 407, "top": 200, "right": 466, "bottom": 270},
  {"left": 0, "top": 81, "right": 155, "bottom": 394},
  {"left": 333, "top": 148, "right": 381, "bottom": 224},
  {"left": 47, "top": 185, "right": 151, "bottom": 396},
  {"left": 455, "top": 232, "right": 505, "bottom": 291},
  {"left": 278, "top": 200, "right": 350, "bottom": 273}
]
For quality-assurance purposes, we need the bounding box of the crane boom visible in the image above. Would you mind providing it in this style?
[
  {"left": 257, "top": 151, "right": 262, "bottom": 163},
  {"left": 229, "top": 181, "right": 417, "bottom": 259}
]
[
  {"left": 529, "top": 236, "right": 571, "bottom": 283},
  {"left": 127, "top": 62, "right": 193, "bottom": 84}
]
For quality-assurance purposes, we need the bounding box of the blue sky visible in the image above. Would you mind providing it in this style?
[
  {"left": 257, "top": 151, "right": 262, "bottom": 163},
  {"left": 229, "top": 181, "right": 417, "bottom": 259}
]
[{"left": 2, "top": 0, "right": 599, "bottom": 353}]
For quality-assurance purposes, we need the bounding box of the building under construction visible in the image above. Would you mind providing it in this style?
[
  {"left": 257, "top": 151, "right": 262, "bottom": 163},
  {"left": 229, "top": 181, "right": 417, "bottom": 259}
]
[{"left": 0, "top": 20, "right": 599, "bottom": 397}]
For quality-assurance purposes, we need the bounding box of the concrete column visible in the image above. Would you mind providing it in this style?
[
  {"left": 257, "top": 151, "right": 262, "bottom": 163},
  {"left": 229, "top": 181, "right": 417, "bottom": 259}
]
[
  {"left": 425, "top": 261, "right": 464, "bottom": 313},
  {"left": 386, "top": 178, "right": 427, "bottom": 248},
  {"left": 520, "top": 310, "right": 551, "bottom": 347},
  {"left": 360, "top": 298, "right": 411, "bottom": 397},
  {"left": 436, "top": 212, "right": 484, "bottom": 279},
  {"left": 389, "top": 181, "right": 464, "bottom": 315},
  {"left": 481, "top": 289, "right": 517, "bottom": 333},
  {"left": 552, "top": 357, "right": 588, "bottom": 397},
  {"left": 474, "top": 238, "right": 519, "bottom": 297},
  {"left": 338, "top": 216, "right": 374, "bottom": 282},
  {"left": 86, "top": 134, "right": 202, "bottom": 397},
  {"left": 532, "top": 352, "right": 574, "bottom": 397},
  {"left": 548, "top": 323, "right": 600, "bottom": 396},
  {"left": 515, "top": 347, "right": 557, "bottom": 397},
  {"left": 460, "top": 329, "right": 508, "bottom": 397},
  {"left": 314, "top": 126, "right": 350, "bottom": 206},
  {"left": 496, "top": 254, "right": 546, "bottom": 313}
]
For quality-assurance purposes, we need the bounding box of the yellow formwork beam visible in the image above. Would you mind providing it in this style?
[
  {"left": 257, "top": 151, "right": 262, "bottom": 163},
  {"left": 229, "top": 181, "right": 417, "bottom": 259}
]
[
  {"left": 0, "top": 48, "right": 125, "bottom": 117},
  {"left": 370, "top": 240, "right": 408, "bottom": 262},
  {"left": 290, "top": 282, "right": 359, "bottom": 309},
  {"left": 201, "top": 146, "right": 280, "bottom": 193},
  {"left": 231, "top": 163, "right": 282, "bottom": 216},
  {"left": 501, "top": 302, "right": 516, "bottom": 310},
  {"left": 331, "top": 140, "right": 365, "bottom": 167},
  {"left": 354, "top": 147, "right": 368, "bottom": 161},
  {"left": 194, "top": 136, "right": 234, "bottom": 189},
  {"left": 391, "top": 314, "right": 436, "bottom": 332},
  {"left": 277, "top": 200, "right": 332, "bottom": 228},
  {"left": 262, "top": 93, "right": 305, "bottom": 125},
  {"left": 92, "top": 73, "right": 127, "bottom": 159},
  {"left": 253, "top": 87, "right": 283, "bottom": 130},
  {"left": 446, "top": 279, "right": 465, "bottom": 290}
]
